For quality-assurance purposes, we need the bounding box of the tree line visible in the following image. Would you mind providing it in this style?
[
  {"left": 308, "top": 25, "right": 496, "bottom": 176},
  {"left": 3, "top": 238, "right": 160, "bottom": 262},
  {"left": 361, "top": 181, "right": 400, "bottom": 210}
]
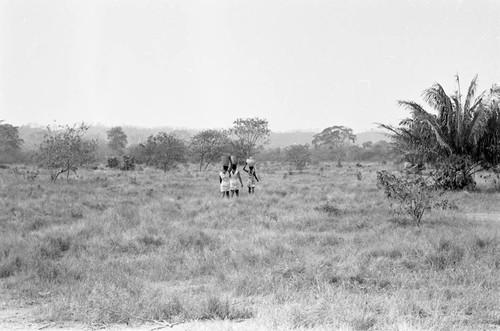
[
  {"left": 1, "top": 117, "right": 392, "bottom": 180},
  {"left": 3, "top": 74, "right": 498, "bottom": 188}
]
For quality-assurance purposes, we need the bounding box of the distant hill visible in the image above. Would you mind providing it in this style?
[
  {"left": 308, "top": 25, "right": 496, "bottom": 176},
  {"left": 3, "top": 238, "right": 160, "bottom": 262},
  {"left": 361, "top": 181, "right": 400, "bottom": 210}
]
[
  {"left": 355, "top": 131, "right": 391, "bottom": 146},
  {"left": 268, "top": 130, "right": 391, "bottom": 147},
  {"left": 268, "top": 131, "right": 316, "bottom": 147}
]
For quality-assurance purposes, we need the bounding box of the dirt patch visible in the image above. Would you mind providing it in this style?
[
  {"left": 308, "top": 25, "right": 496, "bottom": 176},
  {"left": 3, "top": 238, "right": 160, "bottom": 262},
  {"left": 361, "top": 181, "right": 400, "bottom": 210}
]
[
  {"left": 0, "top": 308, "right": 263, "bottom": 331},
  {"left": 0, "top": 295, "right": 263, "bottom": 331}
]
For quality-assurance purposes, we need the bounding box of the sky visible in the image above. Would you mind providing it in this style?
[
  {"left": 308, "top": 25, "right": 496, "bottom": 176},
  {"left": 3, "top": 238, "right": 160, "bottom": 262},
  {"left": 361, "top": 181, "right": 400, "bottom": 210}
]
[{"left": 1, "top": 0, "right": 499, "bottom": 133}]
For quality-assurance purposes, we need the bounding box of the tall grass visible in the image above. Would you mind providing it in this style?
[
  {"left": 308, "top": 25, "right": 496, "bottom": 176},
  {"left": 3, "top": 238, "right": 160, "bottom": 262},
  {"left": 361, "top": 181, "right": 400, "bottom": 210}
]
[{"left": 0, "top": 163, "right": 499, "bottom": 329}]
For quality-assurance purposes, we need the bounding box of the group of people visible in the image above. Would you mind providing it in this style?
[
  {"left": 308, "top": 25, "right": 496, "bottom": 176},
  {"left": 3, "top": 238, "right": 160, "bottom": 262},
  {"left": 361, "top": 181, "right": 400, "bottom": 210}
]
[{"left": 219, "top": 159, "right": 259, "bottom": 198}]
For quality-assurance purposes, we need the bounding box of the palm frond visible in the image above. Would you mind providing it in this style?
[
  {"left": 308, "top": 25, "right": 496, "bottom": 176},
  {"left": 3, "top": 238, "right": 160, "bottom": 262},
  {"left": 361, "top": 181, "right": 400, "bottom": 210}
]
[
  {"left": 463, "top": 74, "right": 478, "bottom": 113},
  {"left": 421, "top": 83, "right": 453, "bottom": 119},
  {"left": 465, "top": 106, "right": 489, "bottom": 146},
  {"left": 419, "top": 117, "right": 452, "bottom": 153},
  {"left": 451, "top": 95, "right": 461, "bottom": 146},
  {"left": 376, "top": 123, "right": 399, "bottom": 136},
  {"left": 397, "top": 100, "right": 432, "bottom": 119}
]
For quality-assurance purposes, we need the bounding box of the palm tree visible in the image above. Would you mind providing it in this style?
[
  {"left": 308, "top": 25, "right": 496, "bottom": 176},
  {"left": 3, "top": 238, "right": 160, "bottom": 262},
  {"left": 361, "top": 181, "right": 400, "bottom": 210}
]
[{"left": 380, "top": 75, "right": 500, "bottom": 189}]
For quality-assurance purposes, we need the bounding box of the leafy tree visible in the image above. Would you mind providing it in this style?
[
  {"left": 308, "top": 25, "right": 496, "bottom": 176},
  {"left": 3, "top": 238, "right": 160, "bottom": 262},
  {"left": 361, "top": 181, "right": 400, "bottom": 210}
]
[
  {"left": 142, "top": 132, "right": 187, "bottom": 171},
  {"left": 190, "top": 129, "right": 231, "bottom": 171},
  {"left": 312, "top": 125, "right": 356, "bottom": 161},
  {"left": 0, "top": 121, "right": 24, "bottom": 163},
  {"left": 285, "top": 144, "right": 311, "bottom": 172},
  {"left": 379, "top": 75, "right": 500, "bottom": 189},
  {"left": 107, "top": 126, "right": 128, "bottom": 153},
  {"left": 230, "top": 118, "right": 270, "bottom": 158},
  {"left": 38, "top": 123, "right": 97, "bottom": 181},
  {"left": 313, "top": 125, "right": 356, "bottom": 148}
]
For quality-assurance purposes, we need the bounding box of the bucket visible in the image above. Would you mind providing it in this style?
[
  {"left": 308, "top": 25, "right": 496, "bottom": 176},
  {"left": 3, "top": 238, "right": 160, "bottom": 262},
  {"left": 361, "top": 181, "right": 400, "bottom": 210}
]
[
  {"left": 230, "top": 155, "right": 238, "bottom": 165},
  {"left": 221, "top": 155, "right": 230, "bottom": 166},
  {"left": 246, "top": 158, "right": 256, "bottom": 167}
]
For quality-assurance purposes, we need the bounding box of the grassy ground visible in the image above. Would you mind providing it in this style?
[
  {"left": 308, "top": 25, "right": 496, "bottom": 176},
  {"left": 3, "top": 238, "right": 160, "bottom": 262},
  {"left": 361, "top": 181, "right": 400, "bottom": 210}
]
[{"left": 0, "top": 162, "right": 499, "bottom": 330}]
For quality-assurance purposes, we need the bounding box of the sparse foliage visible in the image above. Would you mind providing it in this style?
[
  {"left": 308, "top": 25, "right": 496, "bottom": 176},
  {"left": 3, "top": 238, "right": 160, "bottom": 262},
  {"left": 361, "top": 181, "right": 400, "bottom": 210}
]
[
  {"left": 285, "top": 144, "right": 311, "bottom": 172},
  {"left": 190, "top": 129, "right": 231, "bottom": 171},
  {"left": 377, "top": 170, "right": 449, "bottom": 225},
  {"left": 38, "top": 123, "right": 97, "bottom": 181},
  {"left": 229, "top": 118, "right": 270, "bottom": 158}
]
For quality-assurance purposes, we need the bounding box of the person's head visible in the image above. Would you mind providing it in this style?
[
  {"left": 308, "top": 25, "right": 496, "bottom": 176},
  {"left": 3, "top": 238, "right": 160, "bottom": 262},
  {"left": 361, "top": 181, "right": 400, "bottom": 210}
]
[
  {"left": 249, "top": 166, "right": 254, "bottom": 171},
  {"left": 231, "top": 164, "right": 237, "bottom": 171},
  {"left": 223, "top": 165, "right": 228, "bottom": 171}
]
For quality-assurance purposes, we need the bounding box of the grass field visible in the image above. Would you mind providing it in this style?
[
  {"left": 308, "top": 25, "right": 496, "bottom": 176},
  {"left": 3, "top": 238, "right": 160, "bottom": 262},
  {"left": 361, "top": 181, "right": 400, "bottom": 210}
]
[{"left": 1, "top": 162, "right": 499, "bottom": 330}]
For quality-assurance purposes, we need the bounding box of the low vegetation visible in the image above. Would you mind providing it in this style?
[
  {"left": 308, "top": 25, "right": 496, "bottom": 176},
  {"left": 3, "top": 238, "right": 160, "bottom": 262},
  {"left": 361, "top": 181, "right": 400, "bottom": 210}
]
[{"left": 1, "top": 162, "right": 499, "bottom": 330}]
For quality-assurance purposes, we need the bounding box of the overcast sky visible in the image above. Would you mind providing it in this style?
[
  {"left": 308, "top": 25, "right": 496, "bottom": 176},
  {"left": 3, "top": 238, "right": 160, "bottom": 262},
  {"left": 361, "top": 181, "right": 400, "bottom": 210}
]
[{"left": 1, "top": 0, "right": 499, "bottom": 133}]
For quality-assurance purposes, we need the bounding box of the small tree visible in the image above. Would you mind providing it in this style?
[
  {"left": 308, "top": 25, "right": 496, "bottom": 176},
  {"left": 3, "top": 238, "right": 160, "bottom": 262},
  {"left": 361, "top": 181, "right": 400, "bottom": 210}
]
[
  {"left": 143, "top": 132, "right": 187, "bottom": 171},
  {"left": 107, "top": 126, "right": 128, "bottom": 153},
  {"left": 230, "top": 118, "right": 270, "bottom": 158},
  {"left": 0, "top": 121, "right": 24, "bottom": 163},
  {"left": 38, "top": 123, "right": 97, "bottom": 181},
  {"left": 377, "top": 170, "right": 449, "bottom": 226},
  {"left": 285, "top": 144, "right": 311, "bottom": 172},
  {"left": 190, "top": 129, "right": 231, "bottom": 171}
]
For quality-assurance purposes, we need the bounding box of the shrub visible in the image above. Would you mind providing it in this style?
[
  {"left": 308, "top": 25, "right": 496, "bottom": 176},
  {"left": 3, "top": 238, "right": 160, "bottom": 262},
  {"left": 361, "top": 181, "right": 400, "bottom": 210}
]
[
  {"left": 107, "top": 156, "right": 120, "bottom": 169},
  {"left": 376, "top": 170, "right": 448, "bottom": 225},
  {"left": 38, "top": 123, "right": 97, "bottom": 181},
  {"left": 433, "top": 157, "right": 476, "bottom": 190},
  {"left": 316, "top": 201, "right": 341, "bottom": 217},
  {"left": 284, "top": 144, "right": 311, "bottom": 172},
  {"left": 121, "top": 155, "right": 135, "bottom": 171}
]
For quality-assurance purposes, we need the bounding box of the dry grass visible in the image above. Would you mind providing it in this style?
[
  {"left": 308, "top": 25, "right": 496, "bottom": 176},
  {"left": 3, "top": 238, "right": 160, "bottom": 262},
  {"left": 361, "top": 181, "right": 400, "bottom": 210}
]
[{"left": 1, "top": 163, "right": 500, "bottom": 330}]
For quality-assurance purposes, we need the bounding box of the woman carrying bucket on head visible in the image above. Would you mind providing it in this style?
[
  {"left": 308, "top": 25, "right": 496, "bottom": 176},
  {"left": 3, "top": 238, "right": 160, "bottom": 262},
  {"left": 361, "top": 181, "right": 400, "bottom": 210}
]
[
  {"left": 229, "top": 155, "right": 244, "bottom": 197},
  {"left": 243, "top": 157, "right": 259, "bottom": 194},
  {"left": 219, "top": 154, "right": 231, "bottom": 198}
]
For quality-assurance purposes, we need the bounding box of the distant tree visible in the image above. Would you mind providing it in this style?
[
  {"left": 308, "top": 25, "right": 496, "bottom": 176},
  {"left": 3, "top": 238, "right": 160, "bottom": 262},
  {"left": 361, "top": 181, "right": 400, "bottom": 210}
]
[
  {"left": 190, "top": 129, "right": 231, "bottom": 171},
  {"left": 312, "top": 125, "right": 356, "bottom": 161},
  {"left": 142, "top": 132, "right": 187, "bottom": 171},
  {"left": 362, "top": 141, "right": 373, "bottom": 149},
  {"left": 312, "top": 125, "right": 356, "bottom": 149},
  {"left": 38, "top": 123, "right": 97, "bottom": 181},
  {"left": 0, "top": 121, "right": 24, "bottom": 163},
  {"left": 107, "top": 126, "right": 128, "bottom": 153},
  {"left": 230, "top": 118, "right": 270, "bottom": 158},
  {"left": 285, "top": 144, "right": 311, "bottom": 172}
]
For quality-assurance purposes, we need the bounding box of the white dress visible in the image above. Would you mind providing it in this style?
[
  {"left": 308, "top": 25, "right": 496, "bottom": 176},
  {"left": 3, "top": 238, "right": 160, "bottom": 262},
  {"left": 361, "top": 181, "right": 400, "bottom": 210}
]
[
  {"left": 230, "top": 169, "right": 241, "bottom": 190},
  {"left": 220, "top": 171, "right": 230, "bottom": 192}
]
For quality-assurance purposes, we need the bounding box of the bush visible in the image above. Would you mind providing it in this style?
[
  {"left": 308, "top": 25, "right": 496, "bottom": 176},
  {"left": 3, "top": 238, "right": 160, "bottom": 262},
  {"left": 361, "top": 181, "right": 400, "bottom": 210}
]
[
  {"left": 121, "top": 155, "right": 135, "bottom": 171},
  {"left": 107, "top": 156, "right": 120, "bottom": 169},
  {"left": 433, "top": 158, "right": 476, "bottom": 190},
  {"left": 284, "top": 144, "right": 311, "bottom": 172},
  {"left": 38, "top": 123, "right": 97, "bottom": 181},
  {"left": 376, "top": 170, "right": 448, "bottom": 225}
]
